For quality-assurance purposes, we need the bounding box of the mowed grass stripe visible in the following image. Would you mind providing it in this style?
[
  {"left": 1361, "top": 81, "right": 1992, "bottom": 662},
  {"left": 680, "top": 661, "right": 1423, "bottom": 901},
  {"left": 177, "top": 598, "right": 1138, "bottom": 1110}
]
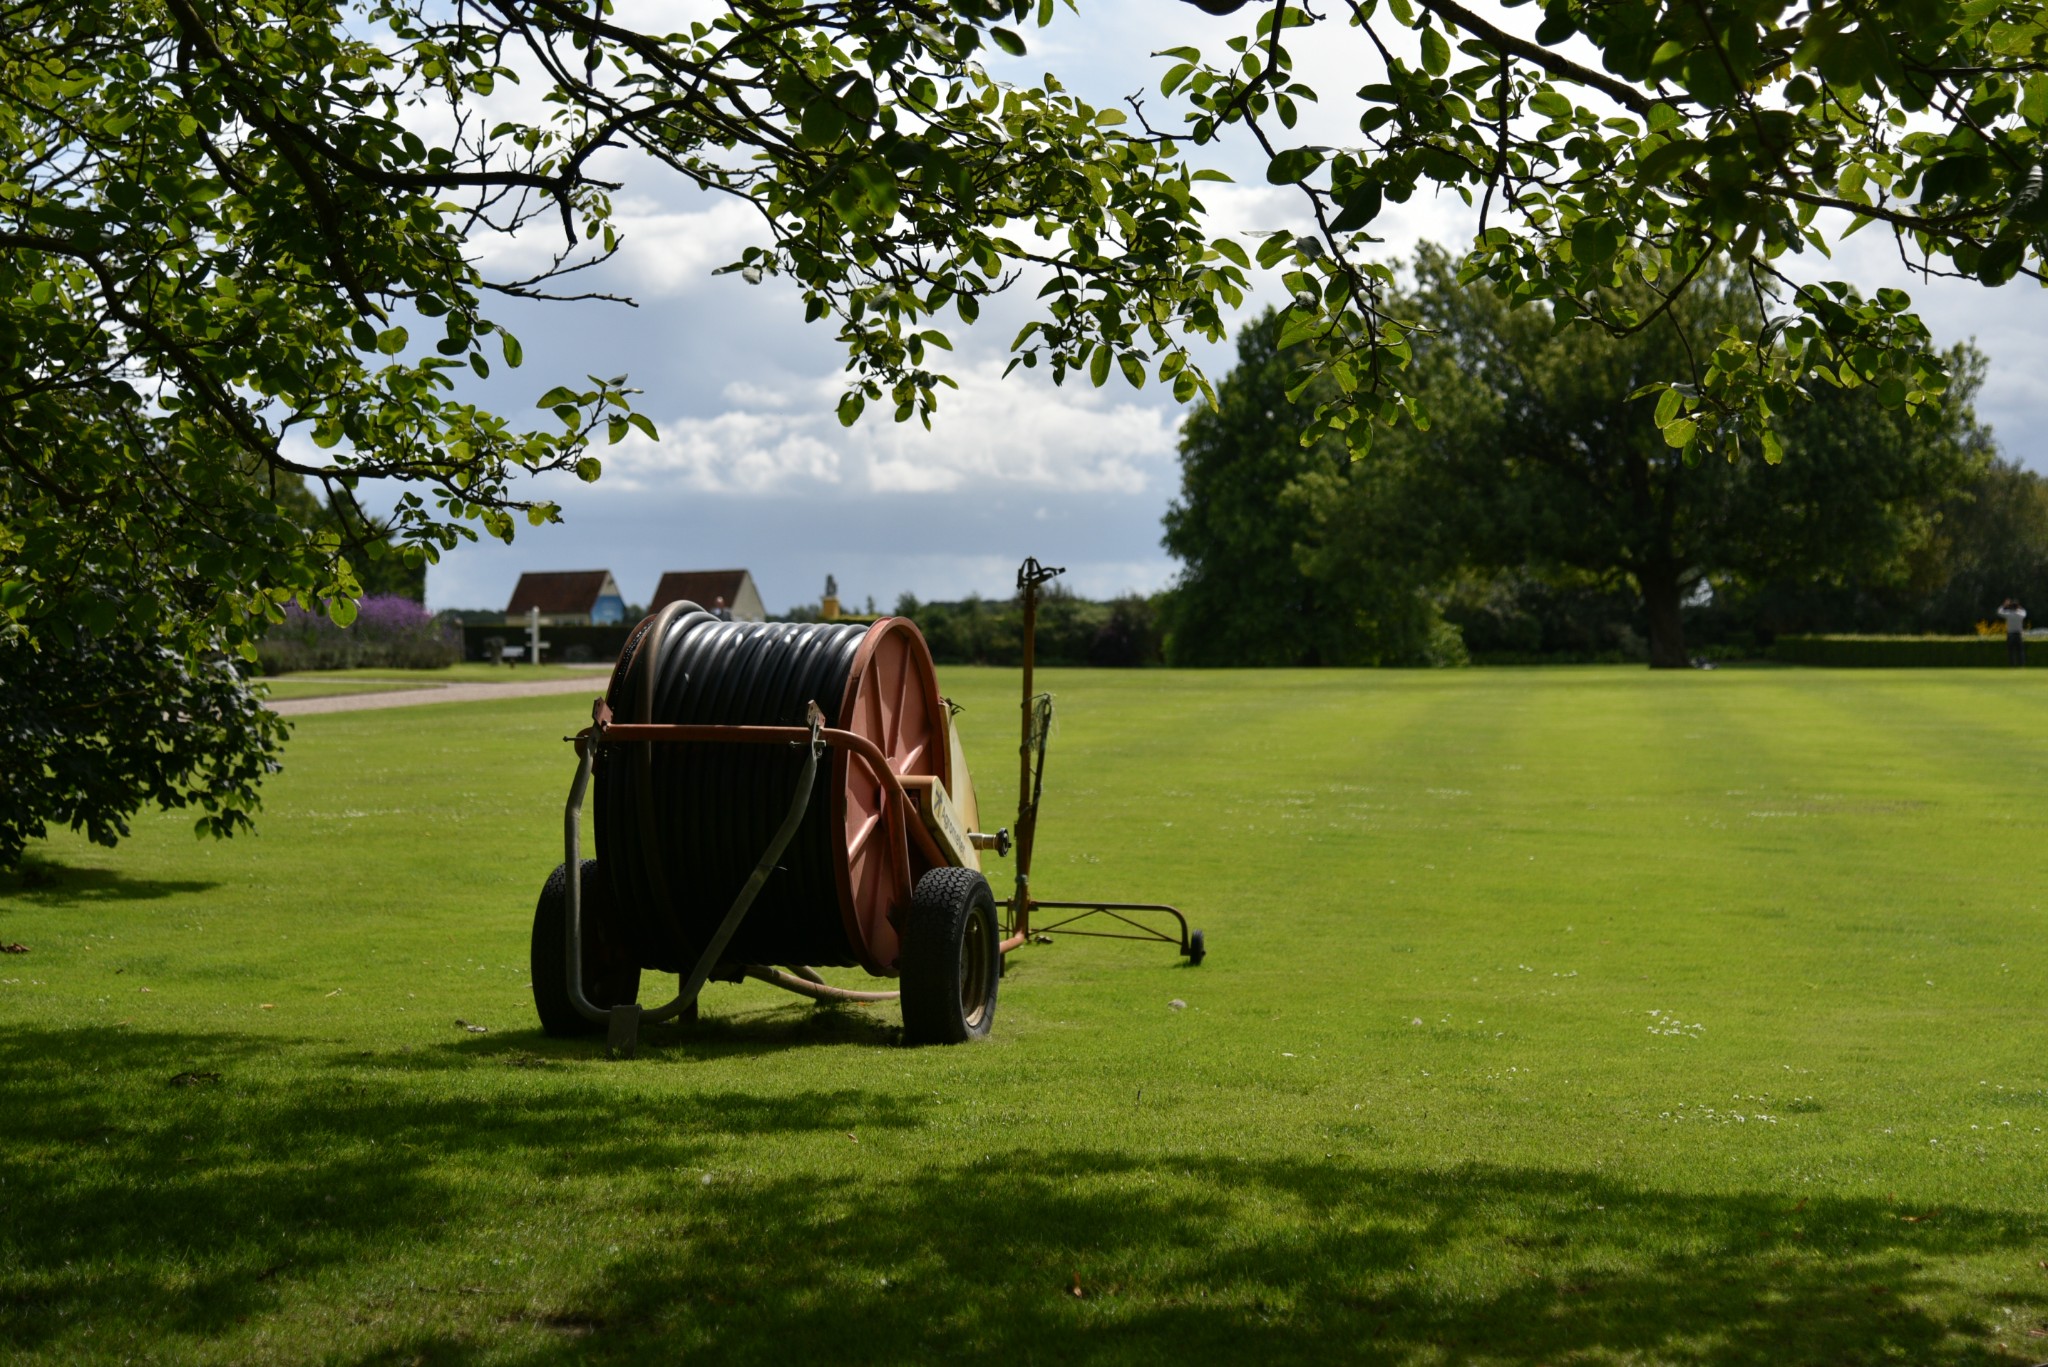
[{"left": 5, "top": 668, "right": 2048, "bottom": 1364}]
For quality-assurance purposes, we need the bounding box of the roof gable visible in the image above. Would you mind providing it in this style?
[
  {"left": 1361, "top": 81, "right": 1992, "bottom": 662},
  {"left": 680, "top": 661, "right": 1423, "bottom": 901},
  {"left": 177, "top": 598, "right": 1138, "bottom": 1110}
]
[
  {"left": 506, "top": 570, "right": 615, "bottom": 615},
  {"left": 650, "top": 569, "right": 753, "bottom": 611}
]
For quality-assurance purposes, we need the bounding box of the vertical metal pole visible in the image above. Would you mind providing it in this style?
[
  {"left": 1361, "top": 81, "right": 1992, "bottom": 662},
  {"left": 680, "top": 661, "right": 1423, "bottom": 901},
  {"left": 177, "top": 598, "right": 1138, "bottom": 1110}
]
[
  {"left": 528, "top": 605, "right": 541, "bottom": 666},
  {"left": 1013, "top": 567, "right": 1040, "bottom": 938},
  {"left": 562, "top": 739, "right": 604, "bottom": 1022}
]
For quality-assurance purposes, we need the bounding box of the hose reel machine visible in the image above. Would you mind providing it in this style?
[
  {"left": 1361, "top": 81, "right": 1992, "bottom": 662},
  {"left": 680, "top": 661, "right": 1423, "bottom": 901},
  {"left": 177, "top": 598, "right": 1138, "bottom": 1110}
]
[{"left": 529, "top": 557, "right": 1203, "bottom": 1055}]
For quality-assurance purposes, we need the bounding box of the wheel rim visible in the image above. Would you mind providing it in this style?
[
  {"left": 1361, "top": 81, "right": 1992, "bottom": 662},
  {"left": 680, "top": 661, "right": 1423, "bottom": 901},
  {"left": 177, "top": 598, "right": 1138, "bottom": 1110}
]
[
  {"left": 833, "top": 617, "right": 945, "bottom": 975},
  {"left": 959, "top": 905, "right": 992, "bottom": 1030}
]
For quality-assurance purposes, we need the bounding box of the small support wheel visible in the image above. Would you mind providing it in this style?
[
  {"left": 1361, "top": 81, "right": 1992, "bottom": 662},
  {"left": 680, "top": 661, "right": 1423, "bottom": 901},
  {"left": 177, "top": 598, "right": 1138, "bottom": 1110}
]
[
  {"left": 1186, "top": 929, "right": 1206, "bottom": 967},
  {"left": 531, "top": 860, "right": 642, "bottom": 1037},
  {"left": 900, "top": 867, "right": 1000, "bottom": 1045}
]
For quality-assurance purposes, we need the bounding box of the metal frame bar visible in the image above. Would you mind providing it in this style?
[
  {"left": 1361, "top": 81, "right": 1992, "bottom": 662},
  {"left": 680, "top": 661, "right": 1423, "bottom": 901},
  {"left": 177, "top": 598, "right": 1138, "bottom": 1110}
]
[
  {"left": 1021, "top": 900, "right": 1193, "bottom": 952},
  {"left": 561, "top": 702, "right": 954, "bottom": 1042},
  {"left": 563, "top": 706, "right": 830, "bottom": 1044}
]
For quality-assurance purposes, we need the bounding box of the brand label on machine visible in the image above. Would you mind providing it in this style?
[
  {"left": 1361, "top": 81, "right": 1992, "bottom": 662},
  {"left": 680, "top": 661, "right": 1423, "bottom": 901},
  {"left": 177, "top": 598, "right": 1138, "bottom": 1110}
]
[{"left": 902, "top": 777, "right": 978, "bottom": 871}]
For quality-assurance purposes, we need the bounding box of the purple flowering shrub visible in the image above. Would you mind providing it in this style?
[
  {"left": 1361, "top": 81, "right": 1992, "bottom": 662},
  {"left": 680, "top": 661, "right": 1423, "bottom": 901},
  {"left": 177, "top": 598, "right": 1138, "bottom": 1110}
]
[{"left": 258, "top": 595, "right": 458, "bottom": 673}]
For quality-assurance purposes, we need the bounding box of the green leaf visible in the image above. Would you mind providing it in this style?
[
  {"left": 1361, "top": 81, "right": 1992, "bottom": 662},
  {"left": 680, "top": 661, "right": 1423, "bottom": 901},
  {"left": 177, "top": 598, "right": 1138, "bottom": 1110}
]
[
  {"left": 1661, "top": 418, "right": 1696, "bottom": 448},
  {"left": 29, "top": 280, "right": 54, "bottom": 306},
  {"left": 1266, "top": 146, "right": 1325, "bottom": 185},
  {"left": 1420, "top": 28, "right": 1450, "bottom": 76},
  {"left": 1760, "top": 430, "right": 1784, "bottom": 465},
  {"left": 1119, "top": 352, "right": 1145, "bottom": 388},
  {"left": 376, "top": 326, "right": 409, "bottom": 355},
  {"left": 2022, "top": 74, "right": 2048, "bottom": 129},
  {"left": 1570, "top": 216, "right": 1622, "bottom": 265},
  {"left": 1654, "top": 386, "right": 1682, "bottom": 426},
  {"left": 576, "top": 457, "right": 603, "bottom": 481},
  {"left": 1329, "top": 179, "right": 1382, "bottom": 232},
  {"left": 837, "top": 392, "right": 865, "bottom": 426},
  {"left": 327, "top": 597, "right": 359, "bottom": 627},
  {"left": 1534, "top": 6, "right": 1575, "bottom": 43},
  {"left": 990, "top": 26, "right": 1027, "bottom": 56},
  {"left": 500, "top": 331, "right": 524, "bottom": 367},
  {"left": 1089, "top": 343, "right": 1112, "bottom": 387},
  {"left": 1977, "top": 239, "right": 2024, "bottom": 285},
  {"left": 801, "top": 99, "right": 845, "bottom": 145},
  {"left": 1636, "top": 138, "right": 1701, "bottom": 182},
  {"left": 1646, "top": 102, "right": 1682, "bottom": 133}
]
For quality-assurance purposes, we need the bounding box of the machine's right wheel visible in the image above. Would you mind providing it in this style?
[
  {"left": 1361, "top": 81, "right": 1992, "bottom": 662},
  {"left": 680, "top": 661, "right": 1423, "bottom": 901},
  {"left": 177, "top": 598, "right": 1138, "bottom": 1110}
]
[
  {"left": 900, "top": 867, "right": 1000, "bottom": 1045},
  {"left": 531, "top": 859, "right": 642, "bottom": 1037},
  {"left": 1187, "top": 929, "right": 1206, "bottom": 966}
]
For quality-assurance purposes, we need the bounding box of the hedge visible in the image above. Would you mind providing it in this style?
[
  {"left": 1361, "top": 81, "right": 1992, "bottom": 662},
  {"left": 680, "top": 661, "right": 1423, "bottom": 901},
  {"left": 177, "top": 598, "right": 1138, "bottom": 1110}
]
[
  {"left": 1770, "top": 634, "right": 2025, "bottom": 667},
  {"left": 459, "top": 623, "right": 636, "bottom": 665},
  {"left": 260, "top": 596, "right": 458, "bottom": 673}
]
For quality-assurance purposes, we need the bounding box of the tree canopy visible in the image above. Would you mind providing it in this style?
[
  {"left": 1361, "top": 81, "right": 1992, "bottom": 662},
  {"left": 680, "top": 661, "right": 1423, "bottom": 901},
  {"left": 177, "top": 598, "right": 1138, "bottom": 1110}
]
[
  {"left": 7, "top": 0, "right": 2047, "bottom": 858},
  {"left": 1159, "top": 0, "right": 2048, "bottom": 466},
  {"left": 1171, "top": 263, "right": 1994, "bottom": 667},
  {"left": 0, "top": 0, "right": 1234, "bottom": 863}
]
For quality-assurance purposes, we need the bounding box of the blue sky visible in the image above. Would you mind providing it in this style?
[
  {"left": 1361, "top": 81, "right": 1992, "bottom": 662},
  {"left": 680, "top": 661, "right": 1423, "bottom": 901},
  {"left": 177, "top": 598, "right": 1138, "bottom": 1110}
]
[{"left": 418, "top": 0, "right": 2048, "bottom": 615}]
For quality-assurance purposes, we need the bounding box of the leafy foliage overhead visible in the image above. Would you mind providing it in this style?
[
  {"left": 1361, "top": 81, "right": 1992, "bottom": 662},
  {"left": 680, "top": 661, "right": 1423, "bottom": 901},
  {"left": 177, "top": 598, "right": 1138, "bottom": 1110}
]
[
  {"left": 0, "top": 0, "right": 1239, "bottom": 863},
  {"left": 1154, "top": 0, "right": 2048, "bottom": 461},
  {"left": 0, "top": 0, "right": 1241, "bottom": 664},
  {"left": 4, "top": 0, "right": 2041, "bottom": 857}
]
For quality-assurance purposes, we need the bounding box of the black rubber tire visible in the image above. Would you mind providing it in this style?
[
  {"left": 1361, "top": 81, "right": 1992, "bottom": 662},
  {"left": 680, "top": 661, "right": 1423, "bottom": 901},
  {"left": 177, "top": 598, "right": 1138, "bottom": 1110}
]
[
  {"left": 531, "top": 860, "right": 643, "bottom": 1037},
  {"left": 1187, "top": 928, "right": 1206, "bottom": 967},
  {"left": 899, "top": 867, "right": 1000, "bottom": 1045}
]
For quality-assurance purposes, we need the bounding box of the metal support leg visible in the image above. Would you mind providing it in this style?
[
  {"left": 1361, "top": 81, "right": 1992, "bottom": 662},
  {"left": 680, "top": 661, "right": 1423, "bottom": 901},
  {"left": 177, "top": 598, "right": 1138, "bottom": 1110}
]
[
  {"left": 561, "top": 704, "right": 829, "bottom": 1053},
  {"left": 607, "top": 1003, "right": 643, "bottom": 1059},
  {"left": 670, "top": 705, "right": 827, "bottom": 1014}
]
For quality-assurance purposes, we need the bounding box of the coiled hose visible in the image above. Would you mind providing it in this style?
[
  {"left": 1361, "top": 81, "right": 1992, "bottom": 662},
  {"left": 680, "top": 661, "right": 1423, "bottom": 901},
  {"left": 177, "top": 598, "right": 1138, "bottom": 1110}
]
[{"left": 596, "top": 610, "right": 869, "bottom": 973}]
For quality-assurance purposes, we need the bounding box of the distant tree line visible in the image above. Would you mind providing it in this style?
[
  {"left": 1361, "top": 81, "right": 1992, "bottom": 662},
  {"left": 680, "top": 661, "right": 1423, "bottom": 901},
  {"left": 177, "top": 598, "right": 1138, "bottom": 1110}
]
[
  {"left": 892, "top": 590, "right": 1164, "bottom": 667},
  {"left": 1162, "top": 249, "right": 2025, "bottom": 668}
]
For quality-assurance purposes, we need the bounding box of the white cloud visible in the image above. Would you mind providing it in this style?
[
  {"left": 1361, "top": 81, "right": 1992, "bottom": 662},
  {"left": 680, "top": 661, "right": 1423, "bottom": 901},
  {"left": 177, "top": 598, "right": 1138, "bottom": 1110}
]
[
  {"left": 609, "top": 197, "right": 764, "bottom": 296},
  {"left": 602, "top": 409, "right": 843, "bottom": 494},
  {"left": 598, "top": 360, "right": 1180, "bottom": 498},
  {"left": 721, "top": 378, "right": 795, "bottom": 408}
]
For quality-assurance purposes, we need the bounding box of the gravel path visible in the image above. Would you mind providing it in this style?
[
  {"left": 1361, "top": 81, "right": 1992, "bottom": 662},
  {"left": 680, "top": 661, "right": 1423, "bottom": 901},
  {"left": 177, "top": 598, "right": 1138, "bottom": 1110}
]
[{"left": 268, "top": 677, "right": 606, "bottom": 716}]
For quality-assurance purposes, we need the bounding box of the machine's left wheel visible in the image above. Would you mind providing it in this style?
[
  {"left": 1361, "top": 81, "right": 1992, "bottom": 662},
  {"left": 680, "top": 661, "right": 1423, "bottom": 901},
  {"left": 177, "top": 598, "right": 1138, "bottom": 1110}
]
[
  {"left": 900, "top": 867, "right": 1000, "bottom": 1045},
  {"left": 531, "top": 859, "right": 642, "bottom": 1037}
]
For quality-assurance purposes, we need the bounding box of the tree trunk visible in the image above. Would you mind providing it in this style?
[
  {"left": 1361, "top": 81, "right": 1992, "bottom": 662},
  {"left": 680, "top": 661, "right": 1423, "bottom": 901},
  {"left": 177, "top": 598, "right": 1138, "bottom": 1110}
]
[{"left": 1638, "top": 564, "right": 1689, "bottom": 669}]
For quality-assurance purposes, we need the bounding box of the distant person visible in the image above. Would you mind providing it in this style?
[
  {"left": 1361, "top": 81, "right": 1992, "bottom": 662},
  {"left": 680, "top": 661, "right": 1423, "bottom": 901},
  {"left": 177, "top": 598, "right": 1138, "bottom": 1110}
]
[
  {"left": 712, "top": 595, "right": 733, "bottom": 622},
  {"left": 1998, "top": 597, "right": 2028, "bottom": 666}
]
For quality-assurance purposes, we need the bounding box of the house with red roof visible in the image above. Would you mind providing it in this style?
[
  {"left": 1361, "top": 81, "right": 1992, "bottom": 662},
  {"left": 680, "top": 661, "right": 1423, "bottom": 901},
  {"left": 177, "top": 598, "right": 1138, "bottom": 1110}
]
[
  {"left": 504, "top": 570, "right": 627, "bottom": 626},
  {"left": 648, "top": 569, "right": 765, "bottom": 622}
]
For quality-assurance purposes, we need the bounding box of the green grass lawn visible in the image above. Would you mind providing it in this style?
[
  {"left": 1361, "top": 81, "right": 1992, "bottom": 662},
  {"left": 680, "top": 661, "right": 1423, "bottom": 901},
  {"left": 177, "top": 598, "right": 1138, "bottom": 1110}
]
[
  {"left": 258, "top": 663, "right": 611, "bottom": 699},
  {"left": 256, "top": 678, "right": 439, "bottom": 702},
  {"left": 4, "top": 667, "right": 2047, "bottom": 1364},
  {"left": 255, "top": 664, "right": 610, "bottom": 701}
]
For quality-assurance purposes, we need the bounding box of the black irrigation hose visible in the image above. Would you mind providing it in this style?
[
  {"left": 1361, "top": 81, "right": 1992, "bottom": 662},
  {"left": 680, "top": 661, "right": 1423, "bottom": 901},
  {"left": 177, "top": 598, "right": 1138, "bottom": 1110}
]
[{"left": 595, "top": 610, "right": 869, "bottom": 973}]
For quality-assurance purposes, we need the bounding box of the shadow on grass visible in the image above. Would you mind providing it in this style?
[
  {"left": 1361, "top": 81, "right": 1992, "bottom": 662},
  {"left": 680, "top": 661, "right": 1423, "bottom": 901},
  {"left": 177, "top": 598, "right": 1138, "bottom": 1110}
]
[
  {"left": 2, "top": 1024, "right": 2042, "bottom": 1365},
  {"left": 0, "top": 856, "right": 218, "bottom": 906}
]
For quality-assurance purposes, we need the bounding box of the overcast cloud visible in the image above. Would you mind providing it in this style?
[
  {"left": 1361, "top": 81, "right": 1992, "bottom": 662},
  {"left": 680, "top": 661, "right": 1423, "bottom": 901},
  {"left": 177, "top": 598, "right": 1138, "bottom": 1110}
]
[{"left": 422, "top": 0, "right": 2048, "bottom": 615}]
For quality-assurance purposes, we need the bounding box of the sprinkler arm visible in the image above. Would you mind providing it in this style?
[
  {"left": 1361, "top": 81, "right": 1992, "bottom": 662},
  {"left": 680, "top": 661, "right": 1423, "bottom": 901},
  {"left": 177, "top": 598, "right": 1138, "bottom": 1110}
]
[{"left": 1012, "top": 557, "right": 1064, "bottom": 935}]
